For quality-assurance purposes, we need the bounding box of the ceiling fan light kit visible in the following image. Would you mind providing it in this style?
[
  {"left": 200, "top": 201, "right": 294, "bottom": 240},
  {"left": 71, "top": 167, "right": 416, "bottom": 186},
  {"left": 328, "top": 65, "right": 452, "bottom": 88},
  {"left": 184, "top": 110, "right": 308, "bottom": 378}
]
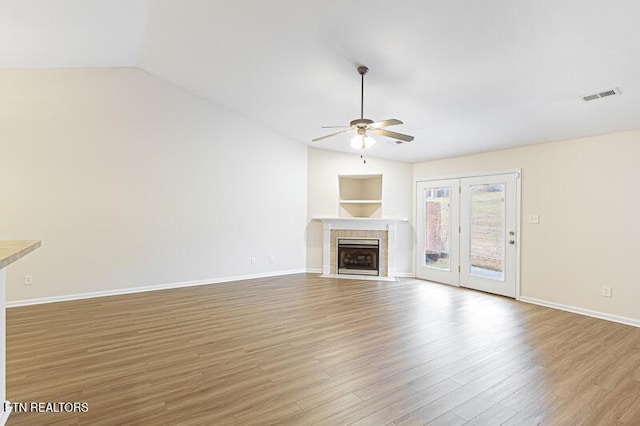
[
  {"left": 313, "top": 65, "right": 414, "bottom": 149},
  {"left": 351, "top": 134, "right": 376, "bottom": 150}
]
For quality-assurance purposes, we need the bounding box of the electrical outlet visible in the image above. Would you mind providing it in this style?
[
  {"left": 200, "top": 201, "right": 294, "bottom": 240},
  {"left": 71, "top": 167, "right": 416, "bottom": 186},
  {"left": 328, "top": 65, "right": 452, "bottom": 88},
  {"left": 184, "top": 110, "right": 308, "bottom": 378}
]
[
  {"left": 528, "top": 214, "right": 540, "bottom": 224},
  {"left": 269, "top": 256, "right": 276, "bottom": 263},
  {"left": 250, "top": 257, "right": 256, "bottom": 264},
  {"left": 24, "top": 275, "right": 33, "bottom": 285},
  {"left": 601, "top": 286, "right": 612, "bottom": 298}
]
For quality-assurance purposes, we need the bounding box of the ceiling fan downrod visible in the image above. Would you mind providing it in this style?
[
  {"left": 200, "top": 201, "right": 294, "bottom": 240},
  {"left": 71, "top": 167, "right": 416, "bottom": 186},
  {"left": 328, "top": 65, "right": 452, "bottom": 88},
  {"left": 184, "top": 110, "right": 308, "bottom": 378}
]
[{"left": 358, "top": 65, "right": 368, "bottom": 120}]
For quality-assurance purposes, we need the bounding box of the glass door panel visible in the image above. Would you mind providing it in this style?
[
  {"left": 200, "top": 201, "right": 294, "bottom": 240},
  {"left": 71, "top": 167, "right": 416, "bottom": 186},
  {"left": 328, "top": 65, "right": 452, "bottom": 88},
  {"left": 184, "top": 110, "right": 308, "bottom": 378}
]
[
  {"left": 424, "top": 187, "right": 451, "bottom": 271},
  {"left": 416, "top": 179, "right": 460, "bottom": 286},
  {"left": 469, "top": 183, "right": 505, "bottom": 280}
]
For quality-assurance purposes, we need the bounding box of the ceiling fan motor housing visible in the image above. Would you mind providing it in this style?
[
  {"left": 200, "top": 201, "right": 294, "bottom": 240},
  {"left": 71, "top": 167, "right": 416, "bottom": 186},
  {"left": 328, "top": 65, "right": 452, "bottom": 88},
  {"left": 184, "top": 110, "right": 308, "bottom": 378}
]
[{"left": 350, "top": 118, "right": 373, "bottom": 129}]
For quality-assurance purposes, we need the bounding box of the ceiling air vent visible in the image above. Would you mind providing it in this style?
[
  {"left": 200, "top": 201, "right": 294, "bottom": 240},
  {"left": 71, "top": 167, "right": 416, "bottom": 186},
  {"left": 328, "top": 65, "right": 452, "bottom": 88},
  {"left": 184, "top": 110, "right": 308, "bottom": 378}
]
[
  {"left": 582, "top": 87, "right": 621, "bottom": 102},
  {"left": 598, "top": 89, "right": 616, "bottom": 98}
]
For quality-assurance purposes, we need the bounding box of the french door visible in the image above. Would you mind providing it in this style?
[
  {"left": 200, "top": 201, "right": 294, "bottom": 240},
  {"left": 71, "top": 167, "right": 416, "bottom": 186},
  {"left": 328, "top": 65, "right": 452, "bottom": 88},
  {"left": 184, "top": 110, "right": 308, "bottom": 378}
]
[{"left": 416, "top": 173, "right": 519, "bottom": 298}]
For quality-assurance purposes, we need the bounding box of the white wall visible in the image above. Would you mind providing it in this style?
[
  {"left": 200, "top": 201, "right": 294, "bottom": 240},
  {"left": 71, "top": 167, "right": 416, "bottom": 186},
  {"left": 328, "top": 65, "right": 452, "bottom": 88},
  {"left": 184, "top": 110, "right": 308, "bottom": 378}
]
[
  {"left": 0, "top": 68, "right": 308, "bottom": 302},
  {"left": 414, "top": 130, "right": 640, "bottom": 322},
  {"left": 306, "top": 148, "right": 414, "bottom": 275}
]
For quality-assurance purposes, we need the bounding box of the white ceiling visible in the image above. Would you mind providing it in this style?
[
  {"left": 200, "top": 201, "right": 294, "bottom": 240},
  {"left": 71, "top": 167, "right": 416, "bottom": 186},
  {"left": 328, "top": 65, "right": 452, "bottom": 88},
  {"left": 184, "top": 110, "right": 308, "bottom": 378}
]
[
  {"left": 0, "top": 0, "right": 150, "bottom": 67},
  {"left": 4, "top": 0, "right": 640, "bottom": 162}
]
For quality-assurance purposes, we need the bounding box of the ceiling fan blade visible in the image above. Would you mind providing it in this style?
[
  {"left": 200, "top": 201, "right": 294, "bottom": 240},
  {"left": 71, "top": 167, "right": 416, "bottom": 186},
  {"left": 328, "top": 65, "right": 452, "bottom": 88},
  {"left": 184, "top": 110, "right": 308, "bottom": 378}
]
[
  {"left": 370, "top": 119, "right": 403, "bottom": 128},
  {"left": 312, "top": 129, "right": 353, "bottom": 142},
  {"left": 371, "top": 128, "right": 414, "bottom": 142}
]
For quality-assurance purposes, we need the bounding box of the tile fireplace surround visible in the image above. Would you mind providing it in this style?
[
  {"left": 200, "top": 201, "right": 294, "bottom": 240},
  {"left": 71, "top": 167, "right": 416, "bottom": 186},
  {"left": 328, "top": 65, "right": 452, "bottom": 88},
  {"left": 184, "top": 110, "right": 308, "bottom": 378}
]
[{"left": 316, "top": 218, "right": 408, "bottom": 281}]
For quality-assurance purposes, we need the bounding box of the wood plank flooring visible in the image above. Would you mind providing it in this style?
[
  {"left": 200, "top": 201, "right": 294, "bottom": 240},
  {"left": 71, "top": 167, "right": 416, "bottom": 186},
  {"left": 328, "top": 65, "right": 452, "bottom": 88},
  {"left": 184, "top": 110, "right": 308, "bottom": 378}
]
[{"left": 5, "top": 273, "right": 640, "bottom": 425}]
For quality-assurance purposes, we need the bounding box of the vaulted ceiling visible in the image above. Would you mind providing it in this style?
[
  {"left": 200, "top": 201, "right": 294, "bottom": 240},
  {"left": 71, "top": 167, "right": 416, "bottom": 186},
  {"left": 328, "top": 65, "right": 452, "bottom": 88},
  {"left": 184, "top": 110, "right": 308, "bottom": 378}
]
[{"left": 3, "top": 0, "right": 640, "bottom": 162}]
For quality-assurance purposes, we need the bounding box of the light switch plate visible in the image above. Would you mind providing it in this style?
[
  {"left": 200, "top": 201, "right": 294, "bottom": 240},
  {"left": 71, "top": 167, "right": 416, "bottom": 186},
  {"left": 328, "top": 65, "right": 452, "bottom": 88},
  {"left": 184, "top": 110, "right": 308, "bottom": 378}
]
[{"left": 528, "top": 214, "right": 539, "bottom": 224}]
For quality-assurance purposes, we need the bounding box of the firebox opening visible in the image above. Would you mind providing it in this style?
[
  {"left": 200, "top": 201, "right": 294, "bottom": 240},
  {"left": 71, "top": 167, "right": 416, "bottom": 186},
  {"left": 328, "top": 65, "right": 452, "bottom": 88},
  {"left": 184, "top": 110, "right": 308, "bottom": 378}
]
[{"left": 337, "top": 238, "right": 380, "bottom": 276}]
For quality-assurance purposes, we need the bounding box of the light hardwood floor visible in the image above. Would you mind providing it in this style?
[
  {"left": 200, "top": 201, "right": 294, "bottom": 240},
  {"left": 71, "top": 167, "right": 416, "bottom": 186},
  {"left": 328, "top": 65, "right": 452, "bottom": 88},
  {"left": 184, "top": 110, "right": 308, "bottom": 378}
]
[{"left": 5, "top": 274, "right": 640, "bottom": 425}]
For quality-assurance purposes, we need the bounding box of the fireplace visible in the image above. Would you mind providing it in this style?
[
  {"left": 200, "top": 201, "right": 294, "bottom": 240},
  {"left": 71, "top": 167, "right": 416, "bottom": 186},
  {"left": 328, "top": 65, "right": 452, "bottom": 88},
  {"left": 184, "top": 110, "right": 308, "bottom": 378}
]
[
  {"left": 337, "top": 238, "right": 380, "bottom": 276},
  {"left": 318, "top": 217, "right": 405, "bottom": 281}
]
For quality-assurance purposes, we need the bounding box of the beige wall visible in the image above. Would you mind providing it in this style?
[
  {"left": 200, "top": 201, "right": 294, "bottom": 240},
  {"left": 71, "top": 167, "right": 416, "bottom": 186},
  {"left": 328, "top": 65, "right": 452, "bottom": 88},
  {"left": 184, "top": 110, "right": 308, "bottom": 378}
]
[
  {"left": 414, "top": 130, "right": 640, "bottom": 322},
  {"left": 307, "top": 148, "right": 414, "bottom": 274},
  {"left": 0, "top": 68, "right": 308, "bottom": 302}
]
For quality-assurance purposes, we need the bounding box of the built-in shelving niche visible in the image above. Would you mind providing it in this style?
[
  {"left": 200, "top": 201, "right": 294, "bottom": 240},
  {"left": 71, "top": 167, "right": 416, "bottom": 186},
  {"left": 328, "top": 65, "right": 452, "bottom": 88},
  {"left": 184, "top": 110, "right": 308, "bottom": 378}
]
[{"left": 338, "top": 174, "right": 383, "bottom": 218}]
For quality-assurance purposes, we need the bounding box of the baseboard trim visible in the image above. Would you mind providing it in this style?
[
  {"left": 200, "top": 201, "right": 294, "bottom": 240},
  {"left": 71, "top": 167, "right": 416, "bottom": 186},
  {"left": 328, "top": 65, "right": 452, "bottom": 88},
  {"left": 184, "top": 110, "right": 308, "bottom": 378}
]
[
  {"left": 306, "top": 268, "right": 323, "bottom": 274},
  {"left": 6, "top": 269, "right": 308, "bottom": 308},
  {"left": 519, "top": 296, "right": 640, "bottom": 328},
  {"left": 395, "top": 272, "right": 415, "bottom": 278}
]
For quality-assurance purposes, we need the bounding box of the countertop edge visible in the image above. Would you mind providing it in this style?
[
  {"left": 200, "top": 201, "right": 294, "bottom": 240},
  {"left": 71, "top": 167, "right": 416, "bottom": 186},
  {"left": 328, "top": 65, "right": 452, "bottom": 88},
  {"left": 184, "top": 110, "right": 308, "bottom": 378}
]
[{"left": 0, "top": 240, "right": 42, "bottom": 270}]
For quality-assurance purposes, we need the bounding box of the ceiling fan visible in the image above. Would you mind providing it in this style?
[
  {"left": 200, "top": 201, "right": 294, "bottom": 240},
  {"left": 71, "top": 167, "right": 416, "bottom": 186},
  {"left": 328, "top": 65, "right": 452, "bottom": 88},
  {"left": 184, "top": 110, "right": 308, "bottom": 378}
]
[{"left": 312, "top": 65, "right": 414, "bottom": 149}]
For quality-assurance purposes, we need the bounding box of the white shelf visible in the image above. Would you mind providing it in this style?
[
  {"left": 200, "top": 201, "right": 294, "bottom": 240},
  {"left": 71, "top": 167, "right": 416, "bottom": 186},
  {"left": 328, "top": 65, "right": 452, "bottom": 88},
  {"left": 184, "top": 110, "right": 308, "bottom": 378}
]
[
  {"left": 339, "top": 174, "right": 383, "bottom": 218},
  {"left": 340, "top": 199, "right": 382, "bottom": 204}
]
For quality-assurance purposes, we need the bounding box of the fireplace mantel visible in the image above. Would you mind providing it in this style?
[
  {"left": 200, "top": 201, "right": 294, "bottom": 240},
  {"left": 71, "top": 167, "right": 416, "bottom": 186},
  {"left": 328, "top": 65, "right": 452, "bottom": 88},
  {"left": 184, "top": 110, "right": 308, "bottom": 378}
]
[
  {"left": 315, "top": 218, "right": 408, "bottom": 281},
  {"left": 315, "top": 217, "right": 408, "bottom": 230}
]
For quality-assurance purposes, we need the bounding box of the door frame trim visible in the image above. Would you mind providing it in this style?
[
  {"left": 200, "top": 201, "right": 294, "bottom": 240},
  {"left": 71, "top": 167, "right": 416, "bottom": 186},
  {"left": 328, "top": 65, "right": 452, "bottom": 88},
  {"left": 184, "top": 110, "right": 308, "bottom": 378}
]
[{"left": 415, "top": 169, "right": 522, "bottom": 300}]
